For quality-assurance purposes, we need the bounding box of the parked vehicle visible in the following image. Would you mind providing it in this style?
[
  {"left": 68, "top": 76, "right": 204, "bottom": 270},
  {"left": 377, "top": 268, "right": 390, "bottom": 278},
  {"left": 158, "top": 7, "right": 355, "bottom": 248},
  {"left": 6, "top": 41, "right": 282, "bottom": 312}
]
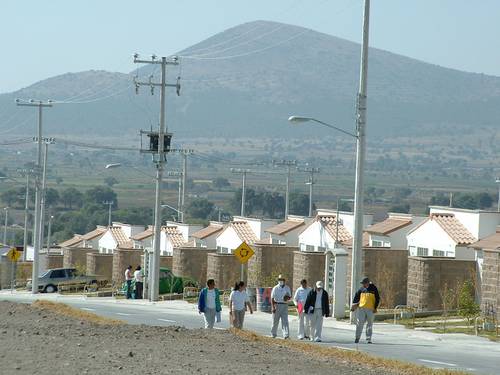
[
  {"left": 121, "top": 267, "right": 197, "bottom": 296},
  {"left": 26, "top": 268, "right": 104, "bottom": 293}
]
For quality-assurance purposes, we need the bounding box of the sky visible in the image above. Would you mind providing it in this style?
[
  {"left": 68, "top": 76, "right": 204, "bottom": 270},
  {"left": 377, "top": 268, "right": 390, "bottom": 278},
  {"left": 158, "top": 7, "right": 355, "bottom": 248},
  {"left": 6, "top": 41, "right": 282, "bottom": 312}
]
[{"left": 1, "top": 0, "right": 499, "bottom": 93}]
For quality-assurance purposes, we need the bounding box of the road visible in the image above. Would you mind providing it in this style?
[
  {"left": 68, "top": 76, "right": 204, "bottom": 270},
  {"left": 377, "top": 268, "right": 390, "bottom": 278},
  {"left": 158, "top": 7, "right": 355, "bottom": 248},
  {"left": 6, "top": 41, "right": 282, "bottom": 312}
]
[{"left": 1, "top": 291, "right": 499, "bottom": 374}]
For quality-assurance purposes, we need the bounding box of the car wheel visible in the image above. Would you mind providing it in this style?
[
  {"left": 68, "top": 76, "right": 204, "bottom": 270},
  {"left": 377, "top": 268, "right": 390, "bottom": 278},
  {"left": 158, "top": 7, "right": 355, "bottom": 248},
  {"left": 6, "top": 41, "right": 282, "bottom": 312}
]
[{"left": 44, "top": 284, "right": 57, "bottom": 293}]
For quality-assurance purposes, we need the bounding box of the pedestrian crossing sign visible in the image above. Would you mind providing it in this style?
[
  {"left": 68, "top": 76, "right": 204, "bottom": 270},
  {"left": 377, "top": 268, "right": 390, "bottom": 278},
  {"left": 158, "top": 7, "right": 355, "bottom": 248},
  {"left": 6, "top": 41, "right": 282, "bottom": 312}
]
[
  {"left": 7, "top": 247, "right": 21, "bottom": 262},
  {"left": 234, "top": 242, "right": 254, "bottom": 264}
]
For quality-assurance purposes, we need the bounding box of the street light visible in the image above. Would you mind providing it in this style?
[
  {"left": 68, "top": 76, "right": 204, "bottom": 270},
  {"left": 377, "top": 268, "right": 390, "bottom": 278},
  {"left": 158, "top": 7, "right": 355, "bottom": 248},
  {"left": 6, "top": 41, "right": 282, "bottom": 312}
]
[
  {"left": 288, "top": 116, "right": 358, "bottom": 138},
  {"left": 496, "top": 177, "right": 500, "bottom": 212},
  {"left": 3, "top": 207, "right": 8, "bottom": 245},
  {"left": 161, "top": 204, "right": 183, "bottom": 221}
]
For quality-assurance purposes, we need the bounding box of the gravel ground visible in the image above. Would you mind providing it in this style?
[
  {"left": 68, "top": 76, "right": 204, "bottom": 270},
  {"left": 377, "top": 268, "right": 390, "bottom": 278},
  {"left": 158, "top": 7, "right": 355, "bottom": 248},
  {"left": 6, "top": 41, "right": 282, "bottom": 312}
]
[{"left": 0, "top": 302, "right": 393, "bottom": 375}]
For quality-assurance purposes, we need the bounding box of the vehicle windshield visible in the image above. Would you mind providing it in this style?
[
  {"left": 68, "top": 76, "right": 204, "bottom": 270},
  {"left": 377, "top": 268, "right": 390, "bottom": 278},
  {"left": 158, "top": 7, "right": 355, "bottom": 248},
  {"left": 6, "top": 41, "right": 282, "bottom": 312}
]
[{"left": 40, "top": 270, "right": 51, "bottom": 278}]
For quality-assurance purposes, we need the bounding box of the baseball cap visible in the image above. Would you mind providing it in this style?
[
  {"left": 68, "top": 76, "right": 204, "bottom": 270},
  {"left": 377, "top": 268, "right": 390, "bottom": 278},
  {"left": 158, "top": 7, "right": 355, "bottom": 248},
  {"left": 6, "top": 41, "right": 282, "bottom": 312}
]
[{"left": 360, "top": 277, "right": 370, "bottom": 284}]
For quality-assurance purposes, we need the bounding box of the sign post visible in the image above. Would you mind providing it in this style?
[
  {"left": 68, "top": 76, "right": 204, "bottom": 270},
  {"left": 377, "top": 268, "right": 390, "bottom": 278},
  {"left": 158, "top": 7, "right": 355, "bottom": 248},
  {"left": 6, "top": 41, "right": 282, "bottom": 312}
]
[
  {"left": 233, "top": 242, "right": 254, "bottom": 282},
  {"left": 7, "top": 247, "right": 22, "bottom": 292}
]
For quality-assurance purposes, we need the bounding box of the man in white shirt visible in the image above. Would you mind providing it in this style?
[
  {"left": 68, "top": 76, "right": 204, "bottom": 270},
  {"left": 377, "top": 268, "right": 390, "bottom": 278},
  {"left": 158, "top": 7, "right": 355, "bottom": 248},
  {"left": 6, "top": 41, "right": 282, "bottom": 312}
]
[
  {"left": 124, "top": 265, "right": 133, "bottom": 299},
  {"left": 133, "top": 266, "right": 143, "bottom": 299},
  {"left": 293, "top": 279, "right": 311, "bottom": 340},
  {"left": 271, "top": 274, "right": 291, "bottom": 339},
  {"left": 304, "top": 280, "right": 330, "bottom": 342}
]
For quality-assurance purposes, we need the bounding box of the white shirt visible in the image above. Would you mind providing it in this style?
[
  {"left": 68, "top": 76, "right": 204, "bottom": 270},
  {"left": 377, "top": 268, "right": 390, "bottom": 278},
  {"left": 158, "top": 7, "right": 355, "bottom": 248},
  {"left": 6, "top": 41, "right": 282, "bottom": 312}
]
[
  {"left": 293, "top": 286, "right": 311, "bottom": 305},
  {"left": 229, "top": 290, "right": 249, "bottom": 311},
  {"left": 133, "top": 270, "right": 143, "bottom": 283},
  {"left": 125, "top": 269, "right": 132, "bottom": 281},
  {"left": 206, "top": 289, "right": 216, "bottom": 309},
  {"left": 271, "top": 284, "right": 292, "bottom": 303},
  {"left": 315, "top": 289, "right": 323, "bottom": 309}
]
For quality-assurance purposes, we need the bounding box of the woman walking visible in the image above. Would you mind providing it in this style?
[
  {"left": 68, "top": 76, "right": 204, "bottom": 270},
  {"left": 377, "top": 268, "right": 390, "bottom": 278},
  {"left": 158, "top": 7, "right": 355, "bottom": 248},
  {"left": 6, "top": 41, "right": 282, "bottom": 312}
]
[{"left": 229, "top": 281, "right": 253, "bottom": 329}]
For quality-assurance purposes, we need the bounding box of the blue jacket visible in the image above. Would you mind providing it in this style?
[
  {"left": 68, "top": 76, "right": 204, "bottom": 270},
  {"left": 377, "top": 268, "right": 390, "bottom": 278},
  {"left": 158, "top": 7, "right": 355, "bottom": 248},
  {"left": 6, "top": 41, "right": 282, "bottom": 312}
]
[{"left": 198, "top": 287, "right": 222, "bottom": 313}]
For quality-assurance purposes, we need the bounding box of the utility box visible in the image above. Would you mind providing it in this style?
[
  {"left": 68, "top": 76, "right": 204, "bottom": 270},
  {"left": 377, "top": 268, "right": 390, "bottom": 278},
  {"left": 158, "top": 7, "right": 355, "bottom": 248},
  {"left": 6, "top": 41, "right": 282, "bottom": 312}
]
[
  {"left": 140, "top": 130, "right": 172, "bottom": 160},
  {"left": 325, "top": 247, "right": 348, "bottom": 319}
]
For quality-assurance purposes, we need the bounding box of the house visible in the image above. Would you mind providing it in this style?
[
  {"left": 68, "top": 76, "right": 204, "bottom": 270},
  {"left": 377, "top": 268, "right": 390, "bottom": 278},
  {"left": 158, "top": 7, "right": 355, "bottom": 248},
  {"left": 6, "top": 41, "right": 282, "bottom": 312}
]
[
  {"left": 98, "top": 223, "right": 144, "bottom": 254},
  {"left": 264, "top": 215, "right": 309, "bottom": 246},
  {"left": 159, "top": 225, "right": 189, "bottom": 255},
  {"left": 166, "top": 221, "right": 203, "bottom": 242},
  {"left": 191, "top": 222, "right": 224, "bottom": 248},
  {"left": 131, "top": 226, "right": 153, "bottom": 250},
  {"left": 80, "top": 226, "right": 107, "bottom": 248},
  {"left": 216, "top": 216, "right": 278, "bottom": 254},
  {"left": 298, "top": 210, "right": 373, "bottom": 252},
  {"left": 407, "top": 207, "right": 500, "bottom": 260},
  {"left": 365, "top": 213, "right": 426, "bottom": 249},
  {"left": 59, "top": 234, "right": 84, "bottom": 248}
]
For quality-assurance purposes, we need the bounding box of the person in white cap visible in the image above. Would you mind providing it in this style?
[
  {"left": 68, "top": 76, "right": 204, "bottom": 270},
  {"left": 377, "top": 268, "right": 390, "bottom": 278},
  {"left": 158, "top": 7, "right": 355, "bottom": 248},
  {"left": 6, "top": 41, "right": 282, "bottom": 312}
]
[
  {"left": 270, "top": 274, "right": 291, "bottom": 339},
  {"left": 304, "top": 280, "right": 330, "bottom": 342},
  {"left": 293, "top": 279, "right": 311, "bottom": 340}
]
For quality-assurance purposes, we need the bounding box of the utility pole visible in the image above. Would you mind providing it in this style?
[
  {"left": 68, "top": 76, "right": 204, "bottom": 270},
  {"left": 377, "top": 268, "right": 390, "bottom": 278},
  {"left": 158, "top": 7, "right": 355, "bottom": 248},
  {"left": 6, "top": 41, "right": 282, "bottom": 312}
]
[
  {"left": 231, "top": 168, "right": 251, "bottom": 216},
  {"left": 16, "top": 99, "right": 53, "bottom": 293},
  {"left": 134, "top": 54, "right": 180, "bottom": 302},
  {"left": 103, "top": 201, "right": 114, "bottom": 226},
  {"left": 18, "top": 169, "right": 32, "bottom": 261},
  {"left": 350, "top": 0, "right": 370, "bottom": 323},
  {"left": 180, "top": 150, "right": 193, "bottom": 223},
  {"left": 496, "top": 177, "right": 500, "bottom": 212},
  {"left": 300, "top": 167, "right": 319, "bottom": 217},
  {"left": 273, "top": 160, "right": 297, "bottom": 219},
  {"left": 38, "top": 138, "right": 55, "bottom": 253},
  {"left": 3, "top": 207, "right": 8, "bottom": 245},
  {"left": 46, "top": 214, "right": 54, "bottom": 251},
  {"left": 167, "top": 171, "right": 183, "bottom": 222}
]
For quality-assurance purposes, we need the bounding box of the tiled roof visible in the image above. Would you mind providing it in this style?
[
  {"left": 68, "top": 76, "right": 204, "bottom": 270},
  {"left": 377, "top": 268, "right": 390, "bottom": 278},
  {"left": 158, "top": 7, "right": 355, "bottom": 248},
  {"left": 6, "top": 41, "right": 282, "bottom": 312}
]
[
  {"left": 231, "top": 221, "right": 258, "bottom": 244},
  {"left": 342, "top": 232, "right": 370, "bottom": 247},
  {"left": 131, "top": 228, "right": 153, "bottom": 241},
  {"left": 109, "top": 227, "right": 133, "bottom": 249},
  {"left": 470, "top": 227, "right": 500, "bottom": 250},
  {"left": 192, "top": 224, "right": 224, "bottom": 239},
  {"left": 266, "top": 219, "right": 305, "bottom": 235},
  {"left": 59, "top": 235, "right": 83, "bottom": 248},
  {"left": 162, "top": 226, "right": 187, "bottom": 248},
  {"left": 319, "top": 215, "right": 352, "bottom": 243},
  {"left": 365, "top": 217, "right": 413, "bottom": 235},
  {"left": 430, "top": 213, "right": 476, "bottom": 245},
  {"left": 81, "top": 227, "right": 107, "bottom": 241}
]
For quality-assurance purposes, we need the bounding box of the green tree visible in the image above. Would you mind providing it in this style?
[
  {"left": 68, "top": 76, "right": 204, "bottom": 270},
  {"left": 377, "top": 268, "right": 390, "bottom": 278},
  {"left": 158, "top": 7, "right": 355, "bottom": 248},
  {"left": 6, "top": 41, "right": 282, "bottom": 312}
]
[
  {"left": 1, "top": 189, "right": 22, "bottom": 207},
  {"left": 457, "top": 280, "right": 480, "bottom": 328},
  {"left": 185, "top": 198, "right": 215, "bottom": 220},
  {"left": 61, "top": 187, "right": 84, "bottom": 209},
  {"left": 230, "top": 188, "right": 259, "bottom": 216},
  {"left": 289, "top": 193, "right": 313, "bottom": 217},
  {"left": 212, "top": 177, "right": 230, "bottom": 189},
  {"left": 389, "top": 203, "right": 410, "bottom": 214},
  {"left": 430, "top": 193, "right": 449, "bottom": 206},
  {"left": 261, "top": 192, "right": 285, "bottom": 219},
  {"left": 45, "top": 188, "right": 60, "bottom": 207},
  {"left": 84, "top": 186, "right": 117, "bottom": 207},
  {"left": 104, "top": 176, "right": 119, "bottom": 187}
]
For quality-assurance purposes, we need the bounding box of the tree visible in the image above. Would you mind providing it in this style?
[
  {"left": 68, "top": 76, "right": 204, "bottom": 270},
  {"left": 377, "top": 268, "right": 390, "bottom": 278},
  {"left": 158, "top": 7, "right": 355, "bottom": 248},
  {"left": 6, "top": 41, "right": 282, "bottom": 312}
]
[
  {"left": 1, "top": 189, "right": 21, "bottom": 207},
  {"left": 185, "top": 198, "right": 215, "bottom": 220},
  {"left": 429, "top": 193, "right": 449, "bottom": 206},
  {"left": 439, "top": 282, "right": 456, "bottom": 333},
  {"left": 457, "top": 280, "right": 480, "bottom": 329},
  {"left": 55, "top": 177, "right": 64, "bottom": 185},
  {"left": 212, "top": 177, "right": 230, "bottom": 189},
  {"left": 230, "top": 188, "right": 259, "bottom": 216},
  {"left": 453, "top": 194, "right": 477, "bottom": 210},
  {"left": 388, "top": 203, "right": 410, "bottom": 214},
  {"left": 289, "top": 193, "right": 313, "bottom": 217},
  {"left": 104, "top": 176, "right": 119, "bottom": 187},
  {"left": 476, "top": 192, "right": 493, "bottom": 209},
  {"left": 45, "top": 188, "right": 60, "bottom": 207},
  {"left": 84, "top": 186, "right": 117, "bottom": 207},
  {"left": 61, "top": 187, "right": 84, "bottom": 209},
  {"left": 261, "top": 192, "right": 284, "bottom": 219}
]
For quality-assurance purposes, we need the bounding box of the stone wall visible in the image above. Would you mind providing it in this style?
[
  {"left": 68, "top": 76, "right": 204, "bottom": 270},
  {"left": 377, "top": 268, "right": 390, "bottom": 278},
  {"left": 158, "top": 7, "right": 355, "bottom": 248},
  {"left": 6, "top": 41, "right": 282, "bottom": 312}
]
[
  {"left": 160, "top": 255, "right": 173, "bottom": 269},
  {"left": 0, "top": 260, "right": 33, "bottom": 289},
  {"left": 112, "top": 249, "right": 143, "bottom": 285},
  {"left": 207, "top": 253, "right": 241, "bottom": 290},
  {"left": 86, "top": 253, "right": 113, "bottom": 283},
  {"left": 247, "top": 244, "right": 296, "bottom": 288},
  {"left": 407, "top": 257, "right": 476, "bottom": 311},
  {"left": 173, "top": 247, "right": 215, "bottom": 286},
  {"left": 481, "top": 249, "right": 500, "bottom": 319},
  {"left": 63, "top": 247, "right": 97, "bottom": 270},
  {"left": 39, "top": 253, "right": 63, "bottom": 275},
  {"left": 292, "top": 251, "right": 325, "bottom": 290}
]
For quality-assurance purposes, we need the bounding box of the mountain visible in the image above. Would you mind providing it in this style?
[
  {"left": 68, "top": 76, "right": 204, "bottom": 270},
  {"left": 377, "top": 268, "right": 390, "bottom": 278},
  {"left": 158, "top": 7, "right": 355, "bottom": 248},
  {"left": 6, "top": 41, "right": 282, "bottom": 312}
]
[{"left": 1, "top": 20, "right": 499, "bottom": 139}]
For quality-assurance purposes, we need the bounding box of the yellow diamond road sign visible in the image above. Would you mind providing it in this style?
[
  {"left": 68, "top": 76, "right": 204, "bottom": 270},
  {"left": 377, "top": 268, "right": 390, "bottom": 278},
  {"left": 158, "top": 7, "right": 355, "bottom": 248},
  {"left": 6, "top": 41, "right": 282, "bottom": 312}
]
[
  {"left": 7, "top": 247, "right": 21, "bottom": 262},
  {"left": 234, "top": 242, "right": 254, "bottom": 264}
]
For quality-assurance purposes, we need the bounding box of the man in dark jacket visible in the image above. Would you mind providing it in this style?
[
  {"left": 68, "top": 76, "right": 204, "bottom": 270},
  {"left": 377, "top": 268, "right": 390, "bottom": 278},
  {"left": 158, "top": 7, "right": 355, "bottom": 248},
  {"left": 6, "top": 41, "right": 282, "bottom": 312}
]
[
  {"left": 351, "top": 277, "right": 380, "bottom": 344},
  {"left": 304, "top": 280, "right": 330, "bottom": 342}
]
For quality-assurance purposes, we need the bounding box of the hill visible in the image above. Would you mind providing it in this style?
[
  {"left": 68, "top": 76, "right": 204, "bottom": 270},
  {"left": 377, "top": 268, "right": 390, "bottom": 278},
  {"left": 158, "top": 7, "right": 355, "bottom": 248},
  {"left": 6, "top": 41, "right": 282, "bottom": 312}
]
[{"left": 1, "top": 20, "right": 499, "bottom": 139}]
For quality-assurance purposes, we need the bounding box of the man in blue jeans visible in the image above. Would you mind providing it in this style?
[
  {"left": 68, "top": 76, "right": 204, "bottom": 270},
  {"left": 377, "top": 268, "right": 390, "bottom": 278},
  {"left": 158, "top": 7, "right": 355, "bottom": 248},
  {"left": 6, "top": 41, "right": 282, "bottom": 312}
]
[
  {"left": 124, "top": 265, "right": 133, "bottom": 299},
  {"left": 198, "top": 279, "right": 222, "bottom": 329}
]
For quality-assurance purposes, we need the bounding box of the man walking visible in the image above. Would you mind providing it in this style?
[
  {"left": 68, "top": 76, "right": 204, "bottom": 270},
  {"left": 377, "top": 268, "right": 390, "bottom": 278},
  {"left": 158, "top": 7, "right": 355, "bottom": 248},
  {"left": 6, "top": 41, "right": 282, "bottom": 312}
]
[
  {"left": 351, "top": 277, "right": 380, "bottom": 344},
  {"left": 198, "top": 279, "right": 222, "bottom": 329},
  {"left": 124, "top": 265, "right": 133, "bottom": 299},
  {"left": 293, "top": 279, "right": 311, "bottom": 340},
  {"left": 304, "top": 281, "right": 330, "bottom": 342},
  {"left": 271, "top": 274, "right": 291, "bottom": 339},
  {"left": 133, "top": 265, "right": 143, "bottom": 299}
]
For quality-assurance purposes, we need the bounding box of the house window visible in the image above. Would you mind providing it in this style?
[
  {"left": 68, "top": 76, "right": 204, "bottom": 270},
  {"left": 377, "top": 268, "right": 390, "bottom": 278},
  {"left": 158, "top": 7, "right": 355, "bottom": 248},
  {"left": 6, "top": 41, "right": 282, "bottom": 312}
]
[
  {"left": 408, "top": 246, "right": 416, "bottom": 256},
  {"left": 417, "top": 247, "right": 428, "bottom": 256},
  {"left": 372, "top": 240, "right": 384, "bottom": 247},
  {"left": 317, "top": 246, "right": 326, "bottom": 252},
  {"left": 433, "top": 249, "right": 445, "bottom": 257}
]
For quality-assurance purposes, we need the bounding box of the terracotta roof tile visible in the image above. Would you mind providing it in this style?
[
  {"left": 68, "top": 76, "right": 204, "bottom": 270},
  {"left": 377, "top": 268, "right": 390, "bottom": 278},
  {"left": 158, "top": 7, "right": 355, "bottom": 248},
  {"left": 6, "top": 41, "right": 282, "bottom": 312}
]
[
  {"left": 131, "top": 228, "right": 153, "bottom": 241},
  {"left": 59, "top": 235, "right": 84, "bottom": 248},
  {"left": 319, "top": 215, "right": 352, "bottom": 243},
  {"left": 431, "top": 213, "right": 476, "bottom": 245},
  {"left": 470, "top": 227, "right": 500, "bottom": 250},
  {"left": 365, "top": 218, "right": 413, "bottom": 235},
  {"left": 81, "top": 227, "right": 107, "bottom": 241},
  {"left": 162, "top": 226, "right": 187, "bottom": 248},
  {"left": 231, "top": 221, "right": 258, "bottom": 244},
  {"left": 342, "top": 232, "right": 370, "bottom": 247},
  {"left": 109, "top": 227, "right": 133, "bottom": 248},
  {"left": 192, "top": 224, "right": 224, "bottom": 239},
  {"left": 266, "top": 219, "right": 305, "bottom": 235}
]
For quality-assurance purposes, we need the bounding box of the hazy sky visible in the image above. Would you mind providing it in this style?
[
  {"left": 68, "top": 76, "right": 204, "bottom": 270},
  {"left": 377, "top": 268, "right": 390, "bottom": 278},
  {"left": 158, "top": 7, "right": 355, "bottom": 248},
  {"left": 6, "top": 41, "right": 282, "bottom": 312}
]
[{"left": 1, "top": 0, "right": 499, "bottom": 93}]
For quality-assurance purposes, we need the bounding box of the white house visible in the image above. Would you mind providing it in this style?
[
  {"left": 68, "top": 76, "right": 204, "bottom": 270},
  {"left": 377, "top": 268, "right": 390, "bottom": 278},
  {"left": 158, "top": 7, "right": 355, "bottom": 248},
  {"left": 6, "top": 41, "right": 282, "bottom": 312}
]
[
  {"left": 191, "top": 222, "right": 224, "bottom": 248},
  {"left": 165, "top": 221, "right": 203, "bottom": 242},
  {"left": 264, "top": 215, "right": 309, "bottom": 246},
  {"left": 216, "top": 216, "right": 278, "bottom": 254},
  {"left": 58, "top": 226, "right": 107, "bottom": 249},
  {"left": 159, "top": 225, "right": 189, "bottom": 255},
  {"left": 131, "top": 226, "right": 153, "bottom": 250},
  {"left": 98, "top": 226, "right": 135, "bottom": 254},
  {"left": 298, "top": 211, "right": 373, "bottom": 252},
  {"left": 365, "top": 213, "right": 426, "bottom": 249}
]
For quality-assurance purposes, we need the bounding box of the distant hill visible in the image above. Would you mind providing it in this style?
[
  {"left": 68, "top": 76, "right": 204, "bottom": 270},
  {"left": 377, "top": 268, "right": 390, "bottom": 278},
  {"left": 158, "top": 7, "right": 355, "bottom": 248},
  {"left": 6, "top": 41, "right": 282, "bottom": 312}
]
[{"left": 1, "top": 20, "right": 499, "bottom": 139}]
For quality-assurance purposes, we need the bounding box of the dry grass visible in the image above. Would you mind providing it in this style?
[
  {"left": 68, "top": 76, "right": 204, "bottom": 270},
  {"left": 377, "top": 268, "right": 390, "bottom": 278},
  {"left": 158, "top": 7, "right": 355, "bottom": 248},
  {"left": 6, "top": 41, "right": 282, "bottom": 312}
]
[
  {"left": 233, "top": 329, "right": 470, "bottom": 375},
  {"left": 32, "top": 300, "right": 123, "bottom": 325}
]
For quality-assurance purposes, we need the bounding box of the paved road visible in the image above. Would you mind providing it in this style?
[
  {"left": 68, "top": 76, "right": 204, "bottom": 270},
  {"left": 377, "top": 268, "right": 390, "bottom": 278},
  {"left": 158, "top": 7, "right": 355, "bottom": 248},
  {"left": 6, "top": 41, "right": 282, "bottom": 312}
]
[{"left": 2, "top": 291, "right": 499, "bottom": 374}]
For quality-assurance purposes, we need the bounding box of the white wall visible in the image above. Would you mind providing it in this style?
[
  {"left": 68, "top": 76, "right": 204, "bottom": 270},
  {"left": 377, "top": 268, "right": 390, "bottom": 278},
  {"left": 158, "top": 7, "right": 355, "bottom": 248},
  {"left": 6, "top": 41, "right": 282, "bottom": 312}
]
[
  {"left": 407, "top": 220, "right": 456, "bottom": 257},
  {"left": 298, "top": 221, "right": 335, "bottom": 252},
  {"left": 167, "top": 222, "right": 203, "bottom": 242},
  {"left": 369, "top": 234, "right": 391, "bottom": 248},
  {"left": 98, "top": 231, "right": 117, "bottom": 254},
  {"left": 455, "top": 246, "right": 475, "bottom": 260},
  {"left": 338, "top": 212, "right": 373, "bottom": 235},
  {"left": 215, "top": 227, "right": 242, "bottom": 254},
  {"left": 159, "top": 232, "right": 174, "bottom": 256}
]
